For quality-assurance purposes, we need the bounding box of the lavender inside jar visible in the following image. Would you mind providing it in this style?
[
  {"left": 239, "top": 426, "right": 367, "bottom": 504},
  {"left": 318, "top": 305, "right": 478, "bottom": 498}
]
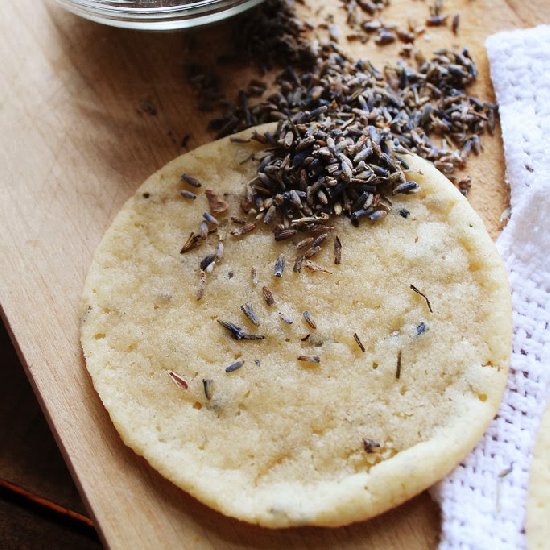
[{"left": 55, "top": 0, "right": 265, "bottom": 30}]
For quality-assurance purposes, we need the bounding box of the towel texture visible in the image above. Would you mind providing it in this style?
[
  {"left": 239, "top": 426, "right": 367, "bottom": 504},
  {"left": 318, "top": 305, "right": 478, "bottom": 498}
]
[{"left": 433, "top": 25, "right": 550, "bottom": 550}]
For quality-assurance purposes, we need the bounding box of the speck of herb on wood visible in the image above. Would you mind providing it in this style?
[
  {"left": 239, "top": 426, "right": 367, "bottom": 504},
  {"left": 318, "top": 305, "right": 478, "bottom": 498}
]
[
  {"left": 181, "top": 134, "right": 191, "bottom": 149},
  {"left": 138, "top": 99, "right": 157, "bottom": 116}
]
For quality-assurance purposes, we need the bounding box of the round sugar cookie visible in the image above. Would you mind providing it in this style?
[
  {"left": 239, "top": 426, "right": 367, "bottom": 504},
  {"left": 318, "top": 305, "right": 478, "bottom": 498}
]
[
  {"left": 80, "top": 124, "right": 512, "bottom": 528},
  {"left": 527, "top": 402, "right": 550, "bottom": 549}
]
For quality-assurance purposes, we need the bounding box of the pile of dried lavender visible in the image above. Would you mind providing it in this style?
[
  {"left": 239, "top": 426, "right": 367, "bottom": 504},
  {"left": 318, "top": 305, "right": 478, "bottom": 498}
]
[
  {"left": 179, "top": 0, "right": 502, "bottom": 290},
  {"left": 342, "top": 0, "right": 460, "bottom": 46},
  {"left": 211, "top": 44, "right": 495, "bottom": 185},
  {"left": 190, "top": 0, "right": 496, "bottom": 199},
  {"left": 245, "top": 118, "right": 412, "bottom": 235}
]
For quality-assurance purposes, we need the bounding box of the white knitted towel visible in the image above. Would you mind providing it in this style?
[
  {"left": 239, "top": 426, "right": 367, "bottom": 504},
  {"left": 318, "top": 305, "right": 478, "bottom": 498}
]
[{"left": 434, "top": 26, "right": 550, "bottom": 550}]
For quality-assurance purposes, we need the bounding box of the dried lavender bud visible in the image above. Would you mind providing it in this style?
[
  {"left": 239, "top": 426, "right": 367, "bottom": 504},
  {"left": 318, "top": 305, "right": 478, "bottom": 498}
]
[
  {"left": 297, "top": 355, "right": 320, "bottom": 364},
  {"left": 303, "top": 260, "right": 332, "bottom": 273},
  {"left": 217, "top": 320, "right": 265, "bottom": 340},
  {"left": 334, "top": 236, "right": 342, "bottom": 264},
  {"left": 262, "top": 286, "right": 275, "bottom": 306},
  {"left": 274, "top": 228, "right": 297, "bottom": 241},
  {"left": 353, "top": 333, "right": 365, "bottom": 352},
  {"left": 278, "top": 312, "right": 293, "bottom": 324},
  {"left": 396, "top": 350, "right": 402, "bottom": 379},
  {"left": 168, "top": 371, "right": 188, "bottom": 389},
  {"left": 363, "top": 438, "right": 381, "bottom": 453},
  {"left": 274, "top": 254, "right": 286, "bottom": 277},
  {"left": 180, "top": 190, "right": 197, "bottom": 200},
  {"left": 426, "top": 15, "right": 448, "bottom": 27},
  {"left": 181, "top": 173, "right": 202, "bottom": 188},
  {"left": 451, "top": 14, "right": 460, "bottom": 34},
  {"left": 303, "top": 310, "right": 317, "bottom": 329},
  {"left": 416, "top": 322, "right": 428, "bottom": 336},
  {"left": 200, "top": 254, "right": 216, "bottom": 271},
  {"left": 231, "top": 222, "right": 256, "bottom": 237},
  {"left": 196, "top": 271, "right": 207, "bottom": 301},
  {"left": 241, "top": 303, "right": 260, "bottom": 326},
  {"left": 202, "top": 378, "right": 214, "bottom": 400},
  {"left": 181, "top": 232, "right": 202, "bottom": 254},
  {"left": 203, "top": 211, "right": 219, "bottom": 226},
  {"left": 225, "top": 360, "right": 244, "bottom": 373}
]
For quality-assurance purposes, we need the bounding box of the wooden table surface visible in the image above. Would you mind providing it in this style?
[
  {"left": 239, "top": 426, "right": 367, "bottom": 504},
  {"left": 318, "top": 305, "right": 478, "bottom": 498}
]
[{"left": 1, "top": 0, "right": 548, "bottom": 548}]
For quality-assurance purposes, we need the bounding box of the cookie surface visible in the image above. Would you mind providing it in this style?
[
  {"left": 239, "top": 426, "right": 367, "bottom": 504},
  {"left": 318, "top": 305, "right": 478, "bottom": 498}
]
[
  {"left": 527, "top": 402, "right": 550, "bottom": 549},
  {"left": 81, "top": 124, "right": 511, "bottom": 527}
]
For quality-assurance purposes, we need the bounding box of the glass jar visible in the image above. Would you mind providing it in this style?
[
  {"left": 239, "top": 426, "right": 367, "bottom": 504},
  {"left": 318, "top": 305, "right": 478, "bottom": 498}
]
[{"left": 55, "top": 0, "right": 265, "bottom": 30}]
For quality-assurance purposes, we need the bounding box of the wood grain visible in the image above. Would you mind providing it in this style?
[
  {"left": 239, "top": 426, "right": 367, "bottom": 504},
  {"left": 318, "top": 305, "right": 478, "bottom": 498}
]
[
  {"left": 0, "top": 321, "right": 87, "bottom": 516},
  {"left": 0, "top": 0, "right": 548, "bottom": 547}
]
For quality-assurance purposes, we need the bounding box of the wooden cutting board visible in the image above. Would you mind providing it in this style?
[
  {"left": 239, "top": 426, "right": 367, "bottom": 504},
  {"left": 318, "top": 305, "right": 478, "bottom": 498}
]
[{"left": 0, "top": 0, "right": 547, "bottom": 547}]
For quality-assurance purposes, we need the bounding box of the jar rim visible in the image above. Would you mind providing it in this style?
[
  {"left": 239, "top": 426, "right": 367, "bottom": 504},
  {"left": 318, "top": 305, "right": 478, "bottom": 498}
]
[{"left": 55, "top": 0, "right": 265, "bottom": 30}]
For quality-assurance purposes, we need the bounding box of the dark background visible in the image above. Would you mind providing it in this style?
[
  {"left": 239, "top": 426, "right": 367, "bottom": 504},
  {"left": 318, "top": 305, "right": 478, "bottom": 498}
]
[{"left": 0, "top": 320, "right": 101, "bottom": 549}]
